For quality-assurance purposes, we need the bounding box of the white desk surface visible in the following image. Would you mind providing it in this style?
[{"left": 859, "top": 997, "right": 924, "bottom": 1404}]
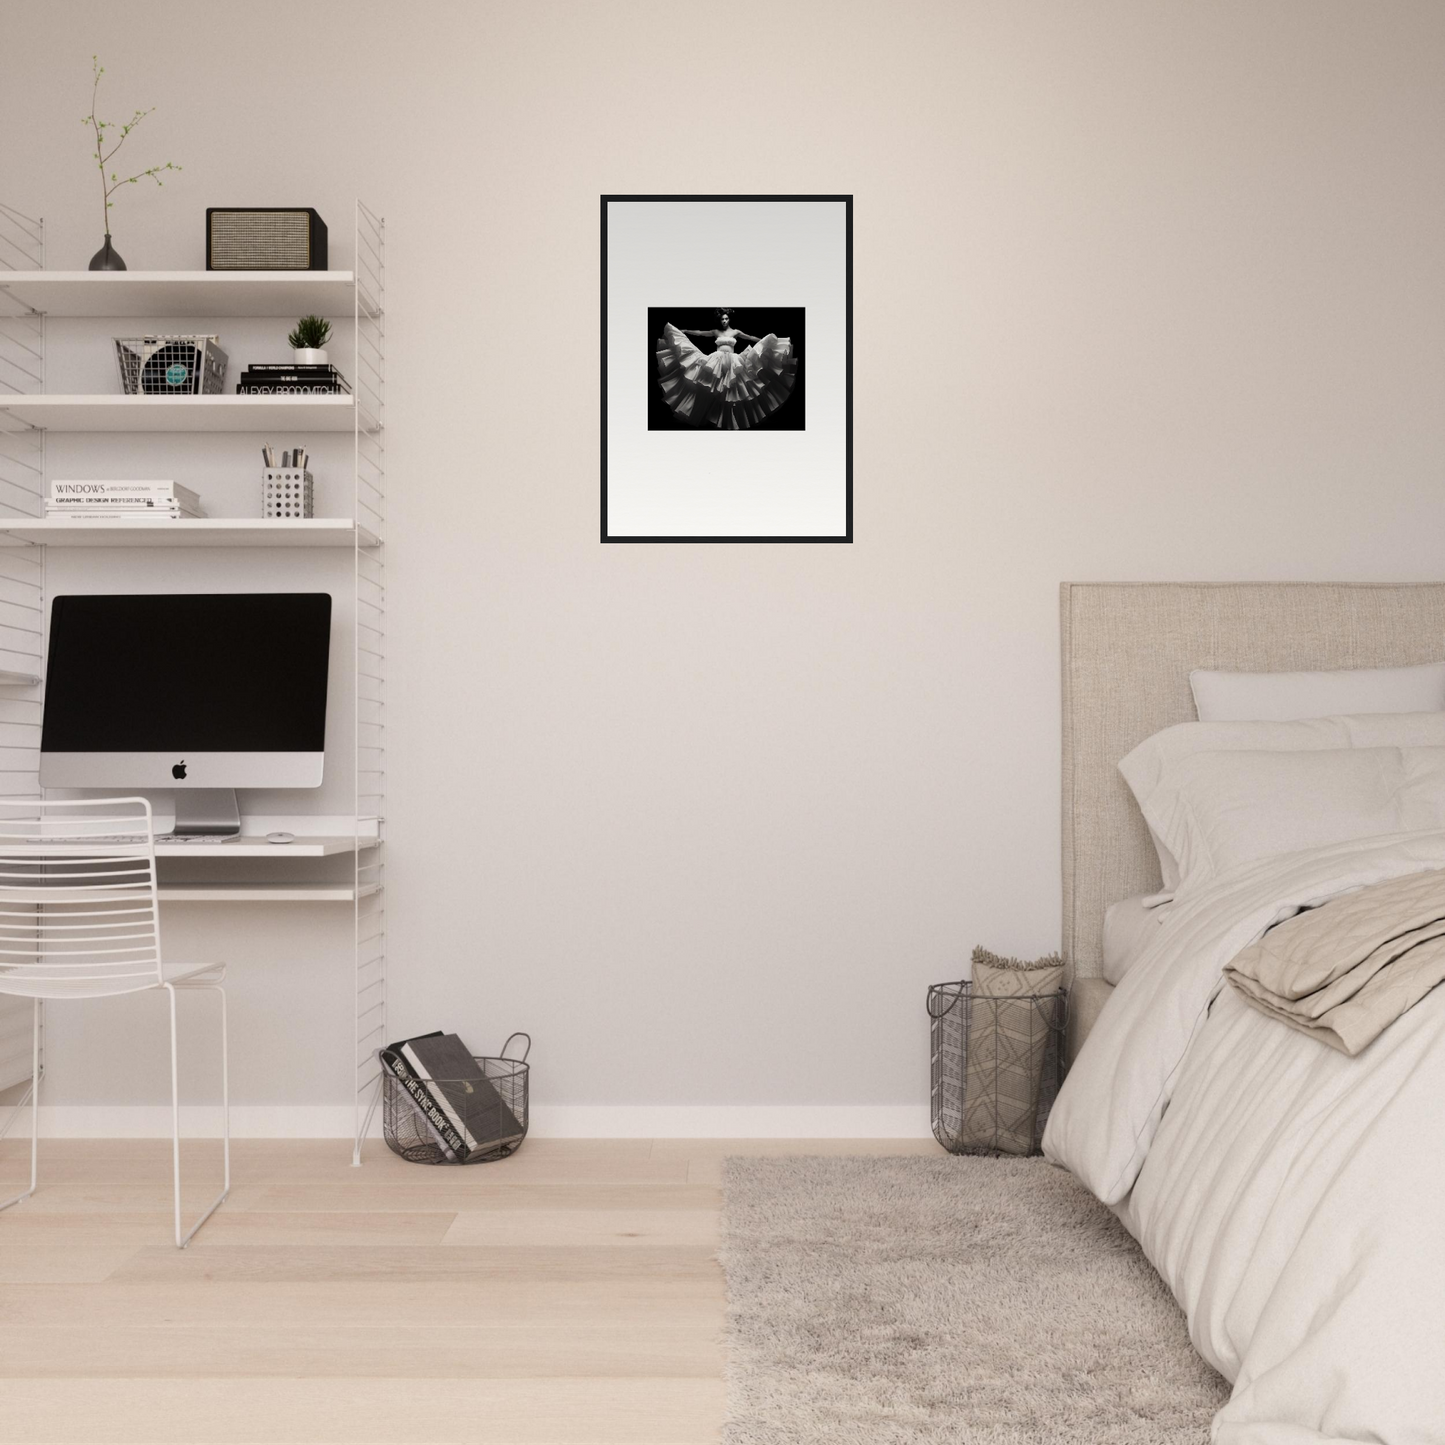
[{"left": 154, "top": 835, "right": 368, "bottom": 858}]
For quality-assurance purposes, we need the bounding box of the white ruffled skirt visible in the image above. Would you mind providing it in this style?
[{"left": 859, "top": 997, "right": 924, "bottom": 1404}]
[{"left": 654, "top": 323, "right": 797, "bottom": 429}]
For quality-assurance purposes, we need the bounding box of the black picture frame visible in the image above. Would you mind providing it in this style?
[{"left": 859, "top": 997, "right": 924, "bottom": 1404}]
[{"left": 601, "top": 194, "right": 853, "bottom": 544}]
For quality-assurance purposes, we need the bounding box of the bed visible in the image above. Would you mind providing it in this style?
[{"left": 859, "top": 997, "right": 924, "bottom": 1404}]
[{"left": 1046, "top": 581, "right": 1445, "bottom": 1444}]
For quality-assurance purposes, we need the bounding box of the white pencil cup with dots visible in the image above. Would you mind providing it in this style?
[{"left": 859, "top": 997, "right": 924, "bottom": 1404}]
[{"left": 263, "top": 469, "right": 314, "bottom": 519}]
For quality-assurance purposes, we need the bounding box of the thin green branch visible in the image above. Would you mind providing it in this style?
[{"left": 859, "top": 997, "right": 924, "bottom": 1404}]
[{"left": 82, "top": 56, "right": 180, "bottom": 235}]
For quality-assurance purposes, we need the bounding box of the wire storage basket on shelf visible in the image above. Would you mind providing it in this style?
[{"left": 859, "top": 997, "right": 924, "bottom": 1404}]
[
  {"left": 382, "top": 1033, "right": 529, "bottom": 1165},
  {"left": 114, "top": 335, "right": 228, "bottom": 395},
  {"left": 928, "top": 981, "right": 1065, "bottom": 1157}
]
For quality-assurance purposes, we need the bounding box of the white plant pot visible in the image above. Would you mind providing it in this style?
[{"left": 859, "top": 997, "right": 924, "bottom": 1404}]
[{"left": 293, "top": 348, "right": 328, "bottom": 365}]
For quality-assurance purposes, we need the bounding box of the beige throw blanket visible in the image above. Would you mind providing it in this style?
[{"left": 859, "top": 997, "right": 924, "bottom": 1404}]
[{"left": 1225, "top": 867, "right": 1445, "bottom": 1054}]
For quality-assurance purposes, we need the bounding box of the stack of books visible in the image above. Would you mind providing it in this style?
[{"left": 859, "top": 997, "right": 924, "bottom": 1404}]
[
  {"left": 380, "top": 1032, "right": 526, "bottom": 1162},
  {"left": 47, "top": 480, "right": 205, "bottom": 520},
  {"left": 236, "top": 363, "right": 351, "bottom": 396}
]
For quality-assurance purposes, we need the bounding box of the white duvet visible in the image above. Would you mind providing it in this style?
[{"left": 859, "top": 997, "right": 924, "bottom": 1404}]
[{"left": 1044, "top": 831, "right": 1445, "bottom": 1444}]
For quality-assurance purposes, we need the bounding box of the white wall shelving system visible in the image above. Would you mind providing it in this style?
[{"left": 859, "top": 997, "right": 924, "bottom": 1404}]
[{"left": 0, "top": 200, "right": 387, "bottom": 1162}]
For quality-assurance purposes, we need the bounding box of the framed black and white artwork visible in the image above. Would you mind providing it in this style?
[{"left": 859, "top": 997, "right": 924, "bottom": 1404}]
[{"left": 600, "top": 195, "right": 852, "bottom": 543}]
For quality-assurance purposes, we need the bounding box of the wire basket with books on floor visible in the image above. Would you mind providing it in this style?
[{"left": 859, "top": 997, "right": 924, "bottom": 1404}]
[{"left": 380, "top": 1031, "right": 530, "bottom": 1164}]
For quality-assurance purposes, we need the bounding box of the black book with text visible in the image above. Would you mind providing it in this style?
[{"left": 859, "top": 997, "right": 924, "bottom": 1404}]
[
  {"left": 237, "top": 382, "right": 351, "bottom": 395},
  {"left": 243, "top": 363, "right": 346, "bottom": 375},
  {"left": 379, "top": 1033, "right": 463, "bottom": 1159},
  {"left": 401, "top": 1033, "right": 525, "bottom": 1160}
]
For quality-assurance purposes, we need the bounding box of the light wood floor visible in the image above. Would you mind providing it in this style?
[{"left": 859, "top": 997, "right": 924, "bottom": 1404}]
[{"left": 0, "top": 1136, "right": 937, "bottom": 1444}]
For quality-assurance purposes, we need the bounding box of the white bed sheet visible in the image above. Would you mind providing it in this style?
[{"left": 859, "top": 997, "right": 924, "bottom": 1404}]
[{"left": 1046, "top": 831, "right": 1445, "bottom": 1443}]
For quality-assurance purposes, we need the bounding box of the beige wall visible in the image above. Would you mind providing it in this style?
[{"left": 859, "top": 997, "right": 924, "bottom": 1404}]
[{"left": 3, "top": 1, "right": 1443, "bottom": 1127}]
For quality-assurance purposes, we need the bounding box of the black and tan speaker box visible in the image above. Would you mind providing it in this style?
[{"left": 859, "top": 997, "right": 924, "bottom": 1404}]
[{"left": 205, "top": 208, "right": 328, "bottom": 270}]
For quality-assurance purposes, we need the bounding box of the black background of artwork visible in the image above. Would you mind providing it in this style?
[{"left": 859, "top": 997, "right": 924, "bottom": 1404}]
[{"left": 646, "top": 307, "right": 806, "bottom": 431}]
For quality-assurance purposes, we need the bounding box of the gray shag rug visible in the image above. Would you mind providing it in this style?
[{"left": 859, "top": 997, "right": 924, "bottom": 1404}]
[{"left": 719, "top": 1156, "right": 1230, "bottom": 1444}]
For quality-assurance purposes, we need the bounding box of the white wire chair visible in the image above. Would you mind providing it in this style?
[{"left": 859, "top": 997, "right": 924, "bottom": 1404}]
[{"left": 0, "top": 797, "right": 228, "bottom": 1247}]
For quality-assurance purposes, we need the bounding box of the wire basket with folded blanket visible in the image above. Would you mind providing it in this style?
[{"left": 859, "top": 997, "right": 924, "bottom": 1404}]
[{"left": 928, "top": 949, "right": 1066, "bottom": 1157}]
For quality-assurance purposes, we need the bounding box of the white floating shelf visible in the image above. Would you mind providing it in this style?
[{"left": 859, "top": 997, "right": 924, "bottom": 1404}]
[
  {"left": 153, "top": 835, "right": 360, "bottom": 859},
  {"left": 157, "top": 882, "right": 377, "bottom": 903},
  {"left": 0, "top": 270, "right": 362, "bottom": 319},
  {"left": 0, "top": 517, "right": 378, "bottom": 549},
  {"left": 0, "top": 394, "right": 360, "bottom": 433}
]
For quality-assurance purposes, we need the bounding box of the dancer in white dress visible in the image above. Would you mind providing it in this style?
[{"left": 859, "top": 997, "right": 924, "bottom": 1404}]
[{"left": 654, "top": 309, "right": 797, "bottom": 430}]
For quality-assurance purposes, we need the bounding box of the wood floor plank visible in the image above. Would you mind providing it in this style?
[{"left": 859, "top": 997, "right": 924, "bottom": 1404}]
[
  {"left": 0, "top": 1248, "right": 138, "bottom": 1284},
  {"left": 194, "top": 1209, "right": 459, "bottom": 1246},
  {"left": 442, "top": 1209, "right": 719, "bottom": 1248},
  {"left": 108, "top": 1244, "right": 720, "bottom": 1284},
  {"left": 0, "top": 1324, "right": 724, "bottom": 1379},
  {"left": 0, "top": 1210, "right": 457, "bottom": 1247},
  {"left": 0, "top": 1183, "right": 269, "bottom": 1215},
  {"left": 0, "top": 1377, "right": 725, "bottom": 1445},
  {"left": 0, "top": 1140, "right": 296, "bottom": 1185}
]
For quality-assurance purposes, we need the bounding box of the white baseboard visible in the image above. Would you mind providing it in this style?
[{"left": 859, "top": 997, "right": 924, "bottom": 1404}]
[
  {"left": 529, "top": 1106, "right": 933, "bottom": 1138},
  {"left": 12, "top": 1103, "right": 933, "bottom": 1140}
]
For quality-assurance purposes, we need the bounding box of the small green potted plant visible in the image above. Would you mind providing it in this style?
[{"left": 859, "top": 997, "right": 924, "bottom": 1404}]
[{"left": 288, "top": 315, "right": 332, "bottom": 366}]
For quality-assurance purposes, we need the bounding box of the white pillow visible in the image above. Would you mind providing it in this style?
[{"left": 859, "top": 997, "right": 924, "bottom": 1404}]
[
  {"left": 1119, "top": 712, "right": 1445, "bottom": 893},
  {"left": 1132, "top": 746, "right": 1445, "bottom": 900},
  {"left": 1102, "top": 894, "right": 1166, "bottom": 985},
  {"left": 1190, "top": 661, "right": 1445, "bottom": 722}
]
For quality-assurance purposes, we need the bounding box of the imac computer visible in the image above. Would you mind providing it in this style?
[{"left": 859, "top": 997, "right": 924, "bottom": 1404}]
[{"left": 40, "top": 593, "right": 332, "bottom": 838}]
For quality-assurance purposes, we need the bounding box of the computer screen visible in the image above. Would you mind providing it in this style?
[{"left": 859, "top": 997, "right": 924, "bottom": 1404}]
[{"left": 40, "top": 592, "right": 332, "bottom": 789}]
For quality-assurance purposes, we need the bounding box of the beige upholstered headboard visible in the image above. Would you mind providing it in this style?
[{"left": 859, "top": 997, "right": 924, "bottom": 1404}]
[{"left": 1061, "top": 581, "right": 1445, "bottom": 980}]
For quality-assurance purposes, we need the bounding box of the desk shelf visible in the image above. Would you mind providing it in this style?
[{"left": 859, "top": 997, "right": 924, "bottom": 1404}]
[
  {"left": 0, "top": 518, "right": 378, "bottom": 549},
  {"left": 158, "top": 882, "right": 380, "bottom": 903}
]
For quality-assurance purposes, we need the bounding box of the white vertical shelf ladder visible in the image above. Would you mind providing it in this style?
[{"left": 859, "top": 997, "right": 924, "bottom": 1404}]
[
  {"left": 0, "top": 202, "right": 45, "bottom": 1124},
  {"left": 351, "top": 201, "right": 387, "bottom": 1164},
  {"left": 0, "top": 201, "right": 387, "bottom": 1164}
]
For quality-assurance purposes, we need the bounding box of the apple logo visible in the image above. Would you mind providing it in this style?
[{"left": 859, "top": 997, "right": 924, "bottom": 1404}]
[{"left": 172, "top": 761, "right": 187, "bottom": 780}]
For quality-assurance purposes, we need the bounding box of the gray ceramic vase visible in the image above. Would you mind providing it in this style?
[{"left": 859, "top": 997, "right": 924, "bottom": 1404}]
[{"left": 88, "top": 235, "right": 126, "bottom": 271}]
